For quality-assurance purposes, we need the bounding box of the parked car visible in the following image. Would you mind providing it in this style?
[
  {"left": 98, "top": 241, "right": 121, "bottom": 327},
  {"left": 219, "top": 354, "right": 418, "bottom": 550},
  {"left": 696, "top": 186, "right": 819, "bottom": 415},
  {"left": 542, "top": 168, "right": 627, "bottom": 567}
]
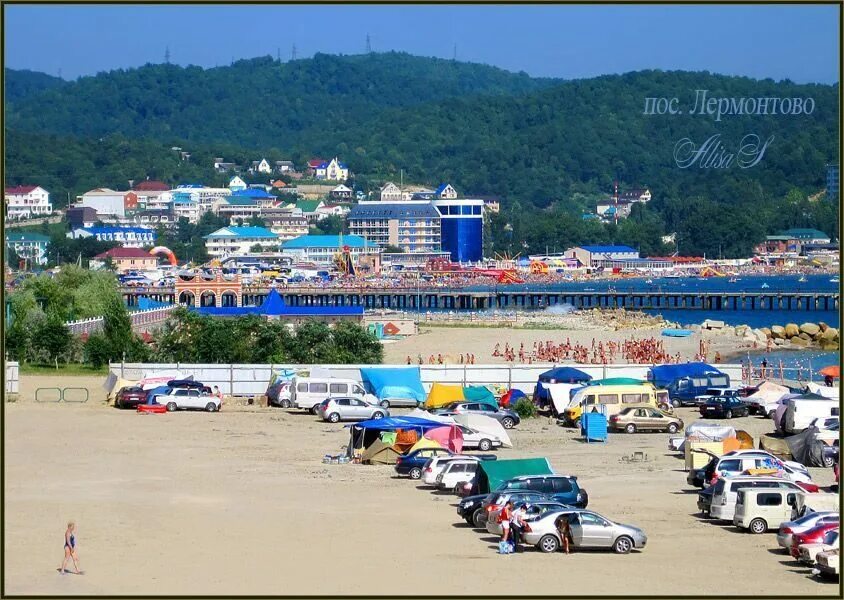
[
  {"left": 493, "top": 475, "right": 588, "bottom": 508},
  {"left": 486, "top": 501, "right": 572, "bottom": 536},
  {"left": 778, "top": 511, "right": 840, "bottom": 550},
  {"left": 699, "top": 396, "right": 751, "bottom": 419},
  {"left": 792, "top": 526, "right": 839, "bottom": 563},
  {"left": 608, "top": 407, "right": 683, "bottom": 434},
  {"left": 815, "top": 548, "right": 840, "bottom": 579},
  {"left": 290, "top": 377, "right": 379, "bottom": 413},
  {"left": 456, "top": 425, "right": 502, "bottom": 451},
  {"left": 733, "top": 487, "right": 804, "bottom": 533},
  {"left": 433, "top": 402, "right": 521, "bottom": 429},
  {"left": 710, "top": 475, "right": 813, "bottom": 521},
  {"left": 155, "top": 387, "right": 220, "bottom": 412},
  {"left": 394, "top": 447, "right": 454, "bottom": 479},
  {"left": 422, "top": 454, "right": 496, "bottom": 486},
  {"left": 693, "top": 387, "right": 743, "bottom": 406},
  {"left": 316, "top": 397, "right": 388, "bottom": 422},
  {"left": 476, "top": 490, "right": 554, "bottom": 527},
  {"left": 688, "top": 450, "right": 812, "bottom": 489},
  {"left": 115, "top": 386, "right": 148, "bottom": 409},
  {"left": 522, "top": 508, "right": 648, "bottom": 554},
  {"left": 457, "top": 493, "right": 493, "bottom": 527},
  {"left": 436, "top": 460, "right": 479, "bottom": 492}
]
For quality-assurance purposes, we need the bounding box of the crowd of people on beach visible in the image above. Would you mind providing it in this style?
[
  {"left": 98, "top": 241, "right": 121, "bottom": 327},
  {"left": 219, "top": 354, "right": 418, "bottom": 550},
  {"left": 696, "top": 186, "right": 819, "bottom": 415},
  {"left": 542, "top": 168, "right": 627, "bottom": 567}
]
[{"left": 490, "top": 337, "right": 717, "bottom": 365}]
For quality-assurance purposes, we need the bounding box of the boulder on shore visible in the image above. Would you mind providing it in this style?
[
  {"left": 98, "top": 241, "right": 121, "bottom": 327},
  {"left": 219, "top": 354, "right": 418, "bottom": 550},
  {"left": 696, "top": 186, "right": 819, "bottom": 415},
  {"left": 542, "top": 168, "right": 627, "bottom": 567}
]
[
  {"left": 799, "top": 322, "right": 820, "bottom": 336},
  {"left": 770, "top": 325, "right": 786, "bottom": 339},
  {"left": 790, "top": 336, "right": 810, "bottom": 347},
  {"left": 760, "top": 327, "right": 772, "bottom": 338},
  {"left": 819, "top": 340, "right": 839, "bottom": 351},
  {"left": 821, "top": 327, "right": 839, "bottom": 341},
  {"left": 784, "top": 323, "right": 800, "bottom": 338},
  {"left": 819, "top": 322, "right": 829, "bottom": 333}
]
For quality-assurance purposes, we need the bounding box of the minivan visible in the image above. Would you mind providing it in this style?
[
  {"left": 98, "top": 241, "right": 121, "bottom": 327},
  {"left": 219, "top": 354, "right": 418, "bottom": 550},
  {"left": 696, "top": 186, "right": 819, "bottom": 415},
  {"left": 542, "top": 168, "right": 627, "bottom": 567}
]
[
  {"left": 564, "top": 385, "right": 666, "bottom": 427},
  {"left": 669, "top": 373, "right": 731, "bottom": 407},
  {"left": 290, "top": 377, "right": 379, "bottom": 413},
  {"left": 734, "top": 487, "right": 804, "bottom": 533},
  {"left": 784, "top": 397, "right": 840, "bottom": 434},
  {"left": 710, "top": 476, "right": 806, "bottom": 521}
]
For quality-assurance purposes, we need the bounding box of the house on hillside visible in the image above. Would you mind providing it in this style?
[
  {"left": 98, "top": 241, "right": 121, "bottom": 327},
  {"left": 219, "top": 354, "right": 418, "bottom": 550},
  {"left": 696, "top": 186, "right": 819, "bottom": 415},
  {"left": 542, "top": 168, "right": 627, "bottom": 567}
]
[
  {"left": 330, "top": 184, "right": 353, "bottom": 201},
  {"left": 295, "top": 199, "right": 326, "bottom": 223},
  {"left": 91, "top": 247, "right": 158, "bottom": 273},
  {"left": 250, "top": 158, "right": 272, "bottom": 174},
  {"left": 76, "top": 188, "right": 129, "bottom": 218},
  {"left": 435, "top": 183, "right": 458, "bottom": 199},
  {"left": 275, "top": 160, "right": 295, "bottom": 174},
  {"left": 4, "top": 185, "right": 52, "bottom": 220},
  {"left": 380, "top": 182, "right": 401, "bottom": 202},
  {"left": 310, "top": 157, "right": 349, "bottom": 181},
  {"left": 5, "top": 232, "right": 50, "bottom": 265},
  {"left": 131, "top": 180, "right": 170, "bottom": 211},
  {"left": 214, "top": 157, "right": 238, "bottom": 173},
  {"left": 229, "top": 176, "right": 247, "bottom": 192},
  {"left": 204, "top": 226, "right": 280, "bottom": 258},
  {"left": 66, "top": 206, "right": 99, "bottom": 229}
]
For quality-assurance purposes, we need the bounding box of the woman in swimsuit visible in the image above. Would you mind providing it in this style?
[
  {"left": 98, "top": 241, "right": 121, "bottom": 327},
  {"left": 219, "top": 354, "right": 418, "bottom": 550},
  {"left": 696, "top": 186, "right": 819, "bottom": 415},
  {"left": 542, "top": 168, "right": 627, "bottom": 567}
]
[{"left": 60, "top": 521, "right": 81, "bottom": 574}]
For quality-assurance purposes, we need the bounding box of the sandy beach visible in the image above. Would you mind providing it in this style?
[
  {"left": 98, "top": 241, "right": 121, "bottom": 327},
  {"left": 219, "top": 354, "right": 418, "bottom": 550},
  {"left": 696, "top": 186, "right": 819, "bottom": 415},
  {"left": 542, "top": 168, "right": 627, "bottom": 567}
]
[{"left": 3, "top": 374, "right": 835, "bottom": 596}]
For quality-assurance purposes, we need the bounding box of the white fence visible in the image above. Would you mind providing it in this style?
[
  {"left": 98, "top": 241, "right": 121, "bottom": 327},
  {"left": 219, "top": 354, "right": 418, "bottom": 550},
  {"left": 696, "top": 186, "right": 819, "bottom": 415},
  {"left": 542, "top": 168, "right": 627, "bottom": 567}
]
[
  {"left": 66, "top": 306, "right": 176, "bottom": 334},
  {"left": 5, "top": 361, "right": 20, "bottom": 395},
  {"left": 109, "top": 362, "right": 744, "bottom": 398}
]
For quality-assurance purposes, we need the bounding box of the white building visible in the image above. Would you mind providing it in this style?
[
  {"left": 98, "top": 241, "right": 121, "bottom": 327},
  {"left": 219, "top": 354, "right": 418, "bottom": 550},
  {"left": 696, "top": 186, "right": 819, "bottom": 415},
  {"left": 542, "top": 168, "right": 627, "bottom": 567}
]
[
  {"left": 204, "top": 226, "right": 280, "bottom": 258},
  {"left": 280, "top": 235, "right": 381, "bottom": 266},
  {"left": 5, "top": 232, "right": 50, "bottom": 265},
  {"left": 172, "top": 185, "right": 231, "bottom": 213},
  {"left": 68, "top": 226, "right": 156, "bottom": 248},
  {"left": 250, "top": 158, "right": 272, "bottom": 174},
  {"left": 228, "top": 176, "right": 247, "bottom": 192},
  {"left": 76, "top": 188, "right": 127, "bottom": 218},
  {"left": 4, "top": 185, "right": 52, "bottom": 220}
]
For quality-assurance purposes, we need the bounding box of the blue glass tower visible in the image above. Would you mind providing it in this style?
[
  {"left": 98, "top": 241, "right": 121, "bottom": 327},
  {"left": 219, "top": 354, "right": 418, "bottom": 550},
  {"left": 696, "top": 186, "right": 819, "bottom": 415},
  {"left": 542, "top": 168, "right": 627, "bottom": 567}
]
[{"left": 433, "top": 199, "right": 484, "bottom": 262}]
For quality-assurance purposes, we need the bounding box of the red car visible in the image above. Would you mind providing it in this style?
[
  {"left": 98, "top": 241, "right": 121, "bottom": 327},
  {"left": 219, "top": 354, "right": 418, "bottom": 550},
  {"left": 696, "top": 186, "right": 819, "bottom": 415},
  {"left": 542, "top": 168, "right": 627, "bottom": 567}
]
[
  {"left": 115, "top": 386, "right": 148, "bottom": 409},
  {"left": 790, "top": 522, "right": 840, "bottom": 558},
  {"left": 796, "top": 481, "right": 821, "bottom": 494}
]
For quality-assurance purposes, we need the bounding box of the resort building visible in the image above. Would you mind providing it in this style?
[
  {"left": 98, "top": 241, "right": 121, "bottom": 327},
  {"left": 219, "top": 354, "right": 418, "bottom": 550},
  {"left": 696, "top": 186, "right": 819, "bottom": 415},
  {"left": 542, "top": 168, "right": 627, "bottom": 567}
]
[
  {"left": 75, "top": 188, "right": 130, "bottom": 218},
  {"left": 204, "top": 226, "right": 280, "bottom": 258},
  {"left": 68, "top": 226, "right": 156, "bottom": 248},
  {"left": 280, "top": 235, "right": 381, "bottom": 266},
  {"left": 4, "top": 185, "right": 52, "bottom": 220},
  {"left": 347, "top": 202, "right": 442, "bottom": 253},
  {"left": 91, "top": 247, "right": 158, "bottom": 273},
  {"left": 565, "top": 245, "right": 640, "bottom": 269},
  {"left": 5, "top": 232, "right": 50, "bottom": 266},
  {"left": 432, "top": 198, "right": 484, "bottom": 262}
]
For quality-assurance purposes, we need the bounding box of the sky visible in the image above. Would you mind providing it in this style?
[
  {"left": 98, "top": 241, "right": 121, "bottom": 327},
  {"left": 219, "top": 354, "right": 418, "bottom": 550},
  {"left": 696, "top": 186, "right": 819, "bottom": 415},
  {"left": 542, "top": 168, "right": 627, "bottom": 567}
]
[{"left": 3, "top": 4, "right": 840, "bottom": 83}]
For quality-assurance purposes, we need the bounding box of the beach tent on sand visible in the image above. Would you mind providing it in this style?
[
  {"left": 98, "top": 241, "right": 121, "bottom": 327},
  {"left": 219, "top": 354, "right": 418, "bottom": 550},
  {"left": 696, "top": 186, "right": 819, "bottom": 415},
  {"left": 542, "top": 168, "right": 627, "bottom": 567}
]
[
  {"left": 360, "top": 367, "right": 426, "bottom": 404},
  {"left": 408, "top": 437, "right": 444, "bottom": 454},
  {"left": 424, "top": 425, "right": 463, "bottom": 453},
  {"left": 454, "top": 413, "right": 512, "bottom": 448},
  {"left": 534, "top": 367, "right": 592, "bottom": 408},
  {"left": 499, "top": 389, "right": 526, "bottom": 408},
  {"left": 786, "top": 425, "right": 827, "bottom": 467},
  {"left": 361, "top": 440, "right": 402, "bottom": 464},
  {"left": 426, "top": 383, "right": 466, "bottom": 409},
  {"left": 347, "top": 415, "right": 446, "bottom": 457},
  {"left": 474, "top": 458, "right": 554, "bottom": 494},
  {"left": 462, "top": 386, "right": 496, "bottom": 407}
]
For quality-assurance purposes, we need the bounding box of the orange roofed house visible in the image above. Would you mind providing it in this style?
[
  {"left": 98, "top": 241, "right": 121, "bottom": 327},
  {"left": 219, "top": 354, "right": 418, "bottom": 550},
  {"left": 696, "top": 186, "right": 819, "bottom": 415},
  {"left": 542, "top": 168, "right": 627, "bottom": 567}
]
[{"left": 92, "top": 247, "right": 158, "bottom": 273}]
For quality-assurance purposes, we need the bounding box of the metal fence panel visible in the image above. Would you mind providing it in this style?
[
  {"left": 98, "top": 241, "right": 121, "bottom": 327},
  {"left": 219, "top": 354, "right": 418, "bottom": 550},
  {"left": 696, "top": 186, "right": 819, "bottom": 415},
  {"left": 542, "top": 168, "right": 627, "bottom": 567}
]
[
  {"left": 61, "top": 388, "right": 89, "bottom": 403},
  {"left": 35, "top": 388, "right": 62, "bottom": 402}
]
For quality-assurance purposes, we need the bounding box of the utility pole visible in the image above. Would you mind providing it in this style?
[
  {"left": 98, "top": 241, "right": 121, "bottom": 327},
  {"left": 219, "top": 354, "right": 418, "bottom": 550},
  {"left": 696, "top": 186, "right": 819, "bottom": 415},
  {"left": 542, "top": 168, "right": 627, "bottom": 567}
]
[
  {"left": 165, "top": 46, "right": 171, "bottom": 64},
  {"left": 453, "top": 44, "right": 457, "bottom": 61},
  {"left": 291, "top": 44, "right": 297, "bottom": 60},
  {"left": 366, "top": 34, "right": 372, "bottom": 54},
  {"left": 58, "top": 68, "right": 62, "bottom": 79},
  {"left": 277, "top": 47, "right": 281, "bottom": 63}
]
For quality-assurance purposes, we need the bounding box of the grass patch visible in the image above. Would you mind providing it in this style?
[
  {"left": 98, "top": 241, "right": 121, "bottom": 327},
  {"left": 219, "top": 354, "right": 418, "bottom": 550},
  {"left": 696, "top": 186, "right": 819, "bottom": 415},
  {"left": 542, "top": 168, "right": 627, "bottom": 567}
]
[{"left": 18, "top": 363, "right": 109, "bottom": 376}]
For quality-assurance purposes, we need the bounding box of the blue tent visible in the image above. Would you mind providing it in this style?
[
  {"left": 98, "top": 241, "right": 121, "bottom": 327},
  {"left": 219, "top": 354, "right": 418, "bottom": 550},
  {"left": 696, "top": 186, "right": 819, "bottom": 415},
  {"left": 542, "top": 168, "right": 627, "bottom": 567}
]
[
  {"left": 350, "top": 415, "right": 445, "bottom": 431},
  {"left": 192, "top": 288, "right": 363, "bottom": 317},
  {"left": 145, "top": 385, "right": 170, "bottom": 405},
  {"left": 360, "top": 367, "right": 426, "bottom": 404},
  {"left": 648, "top": 363, "right": 723, "bottom": 388},
  {"left": 534, "top": 367, "right": 592, "bottom": 407}
]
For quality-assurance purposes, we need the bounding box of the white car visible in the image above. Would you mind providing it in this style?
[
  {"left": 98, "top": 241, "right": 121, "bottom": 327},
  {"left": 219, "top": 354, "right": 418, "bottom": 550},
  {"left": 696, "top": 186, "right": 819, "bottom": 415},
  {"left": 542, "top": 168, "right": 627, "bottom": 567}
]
[
  {"left": 798, "top": 529, "right": 839, "bottom": 565},
  {"left": 435, "top": 460, "right": 479, "bottom": 492},
  {"left": 457, "top": 425, "right": 502, "bottom": 451},
  {"left": 156, "top": 388, "right": 220, "bottom": 412},
  {"left": 815, "top": 548, "right": 840, "bottom": 579},
  {"left": 422, "top": 454, "right": 483, "bottom": 486}
]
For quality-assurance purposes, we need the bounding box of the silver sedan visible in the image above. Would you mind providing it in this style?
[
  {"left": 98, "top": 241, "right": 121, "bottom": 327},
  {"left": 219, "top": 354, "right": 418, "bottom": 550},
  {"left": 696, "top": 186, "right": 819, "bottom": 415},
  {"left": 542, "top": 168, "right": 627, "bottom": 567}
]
[
  {"left": 317, "top": 397, "right": 389, "bottom": 422},
  {"left": 522, "top": 509, "right": 648, "bottom": 554}
]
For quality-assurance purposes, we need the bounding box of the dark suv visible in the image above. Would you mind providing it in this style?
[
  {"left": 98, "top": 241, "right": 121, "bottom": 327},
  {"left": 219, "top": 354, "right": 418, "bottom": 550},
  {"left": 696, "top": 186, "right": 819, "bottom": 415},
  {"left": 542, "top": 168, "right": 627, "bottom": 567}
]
[
  {"left": 115, "top": 386, "right": 148, "bottom": 409},
  {"left": 495, "top": 475, "right": 588, "bottom": 508}
]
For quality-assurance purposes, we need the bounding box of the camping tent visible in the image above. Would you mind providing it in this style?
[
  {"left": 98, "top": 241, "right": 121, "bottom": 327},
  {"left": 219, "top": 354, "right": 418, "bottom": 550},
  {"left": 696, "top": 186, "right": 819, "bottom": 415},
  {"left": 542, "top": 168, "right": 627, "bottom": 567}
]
[
  {"left": 745, "top": 381, "right": 790, "bottom": 409},
  {"left": 499, "top": 389, "right": 526, "bottom": 408},
  {"left": 759, "top": 434, "right": 792, "bottom": 459},
  {"left": 462, "top": 386, "right": 497, "bottom": 407},
  {"left": 648, "top": 363, "right": 723, "bottom": 389},
  {"left": 533, "top": 367, "right": 592, "bottom": 407},
  {"left": 424, "top": 425, "right": 463, "bottom": 453},
  {"left": 426, "top": 383, "right": 466, "bottom": 409},
  {"left": 475, "top": 458, "right": 554, "bottom": 493},
  {"left": 454, "top": 413, "right": 512, "bottom": 448},
  {"left": 361, "top": 440, "right": 402, "bottom": 464},
  {"left": 360, "top": 367, "right": 426, "bottom": 404},
  {"left": 102, "top": 373, "right": 139, "bottom": 402},
  {"left": 786, "top": 426, "right": 826, "bottom": 467},
  {"left": 347, "top": 415, "right": 446, "bottom": 455},
  {"left": 408, "top": 437, "right": 444, "bottom": 454}
]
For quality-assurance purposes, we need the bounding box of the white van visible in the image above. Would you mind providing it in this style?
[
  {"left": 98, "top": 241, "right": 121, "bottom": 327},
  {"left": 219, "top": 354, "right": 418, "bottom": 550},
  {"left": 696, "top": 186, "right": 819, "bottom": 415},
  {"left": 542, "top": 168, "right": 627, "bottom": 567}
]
[
  {"left": 733, "top": 487, "right": 804, "bottom": 533},
  {"left": 290, "top": 377, "right": 379, "bottom": 413},
  {"left": 784, "top": 397, "right": 839, "bottom": 434},
  {"left": 710, "top": 475, "right": 806, "bottom": 521}
]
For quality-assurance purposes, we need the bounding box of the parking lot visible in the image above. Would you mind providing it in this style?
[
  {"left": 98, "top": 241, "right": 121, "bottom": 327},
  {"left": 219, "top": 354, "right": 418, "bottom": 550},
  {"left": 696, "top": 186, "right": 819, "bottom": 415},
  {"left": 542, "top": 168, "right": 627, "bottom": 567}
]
[{"left": 3, "top": 400, "right": 836, "bottom": 595}]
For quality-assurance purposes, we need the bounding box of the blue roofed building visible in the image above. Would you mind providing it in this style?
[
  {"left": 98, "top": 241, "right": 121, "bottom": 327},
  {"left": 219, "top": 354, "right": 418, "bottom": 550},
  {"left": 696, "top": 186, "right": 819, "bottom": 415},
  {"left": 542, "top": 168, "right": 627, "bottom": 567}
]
[
  {"left": 204, "top": 226, "right": 280, "bottom": 258},
  {"left": 435, "top": 183, "right": 458, "bottom": 199},
  {"left": 565, "top": 245, "right": 639, "bottom": 269},
  {"left": 348, "top": 202, "right": 441, "bottom": 253},
  {"left": 281, "top": 234, "right": 381, "bottom": 265},
  {"left": 68, "top": 226, "right": 156, "bottom": 248}
]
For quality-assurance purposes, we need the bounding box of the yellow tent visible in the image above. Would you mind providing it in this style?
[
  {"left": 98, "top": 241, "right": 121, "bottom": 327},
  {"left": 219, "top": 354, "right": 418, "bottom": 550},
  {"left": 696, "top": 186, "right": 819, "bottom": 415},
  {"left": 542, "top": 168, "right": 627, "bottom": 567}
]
[
  {"left": 425, "top": 383, "right": 466, "bottom": 409},
  {"left": 408, "top": 437, "right": 444, "bottom": 454}
]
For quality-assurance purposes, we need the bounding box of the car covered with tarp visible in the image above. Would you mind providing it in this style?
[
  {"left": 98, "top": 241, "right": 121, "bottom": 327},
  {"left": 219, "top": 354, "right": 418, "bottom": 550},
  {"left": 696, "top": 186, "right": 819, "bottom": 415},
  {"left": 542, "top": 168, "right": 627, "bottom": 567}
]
[
  {"left": 360, "top": 367, "right": 426, "bottom": 406},
  {"left": 425, "top": 382, "right": 496, "bottom": 409},
  {"left": 470, "top": 457, "right": 555, "bottom": 495}
]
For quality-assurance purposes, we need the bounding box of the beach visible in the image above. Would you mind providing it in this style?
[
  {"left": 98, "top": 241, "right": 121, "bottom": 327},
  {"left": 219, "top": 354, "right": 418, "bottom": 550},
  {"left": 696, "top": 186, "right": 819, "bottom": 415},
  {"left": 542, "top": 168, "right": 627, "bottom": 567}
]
[{"left": 3, "top": 378, "right": 835, "bottom": 596}]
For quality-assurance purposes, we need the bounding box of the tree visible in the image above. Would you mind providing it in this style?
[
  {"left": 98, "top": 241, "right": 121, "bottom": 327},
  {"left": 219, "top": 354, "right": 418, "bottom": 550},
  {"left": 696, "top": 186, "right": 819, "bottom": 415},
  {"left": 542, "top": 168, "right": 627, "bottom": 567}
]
[
  {"left": 383, "top": 245, "right": 404, "bottom": 254},
  {"left": 311, "top": 215, "right": 343, "bottom": 235},
  {"left": 247, "top": 214, "right": 266, "bottom": 227},
  {"left": 33, "top": 315, "right": 73, "bottom": 364}
]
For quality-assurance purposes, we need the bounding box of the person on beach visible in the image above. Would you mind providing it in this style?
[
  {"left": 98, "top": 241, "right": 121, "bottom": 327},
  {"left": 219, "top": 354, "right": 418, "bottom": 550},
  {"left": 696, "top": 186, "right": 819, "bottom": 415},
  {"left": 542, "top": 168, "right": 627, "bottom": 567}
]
[
  {"left": 213, "top": 386, "right": 223, "bottom": 403},
  {"left": 509, "top": 503, "right": 528, "bottom": 553},
  {"left": 498, "top": 501, "right": 513, "bottom": 551},
  {"left": 60, "top": 522, "right": 81, "bottom": 574},
  {"left": 555, "top": 514, "right": 574, "bottom": 555}
]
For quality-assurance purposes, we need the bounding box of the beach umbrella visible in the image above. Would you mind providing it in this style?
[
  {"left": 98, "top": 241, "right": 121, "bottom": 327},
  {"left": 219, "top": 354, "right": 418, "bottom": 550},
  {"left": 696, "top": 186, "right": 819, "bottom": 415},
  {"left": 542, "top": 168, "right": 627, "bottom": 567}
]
[
  {"left": 424, "top": 424, "right": 464, "bottom": 453},
  {"left": 819, "top": 365, "right": 839, "bottom": 378}
]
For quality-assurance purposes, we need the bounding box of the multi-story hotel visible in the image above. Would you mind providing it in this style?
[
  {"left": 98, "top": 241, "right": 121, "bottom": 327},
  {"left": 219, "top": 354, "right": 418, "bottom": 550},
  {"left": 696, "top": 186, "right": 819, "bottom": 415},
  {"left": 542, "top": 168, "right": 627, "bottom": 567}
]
[{"left": 347, "top": 202, "right": 441, "bottom": 253}]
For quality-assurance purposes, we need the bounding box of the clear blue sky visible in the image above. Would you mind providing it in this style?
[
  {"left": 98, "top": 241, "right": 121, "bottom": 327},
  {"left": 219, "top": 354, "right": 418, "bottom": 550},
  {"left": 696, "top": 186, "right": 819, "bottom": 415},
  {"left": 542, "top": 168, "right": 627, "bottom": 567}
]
[{"left": 4, "top": 4, "right": 840, "bottom": 83}]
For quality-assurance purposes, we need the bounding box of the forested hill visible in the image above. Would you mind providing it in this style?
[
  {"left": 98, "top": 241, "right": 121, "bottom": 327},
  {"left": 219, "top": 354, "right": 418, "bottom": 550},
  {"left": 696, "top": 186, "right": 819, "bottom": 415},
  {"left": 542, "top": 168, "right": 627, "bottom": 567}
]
[
  {"left": 4, "top": 53, "right": 554, "bottom": 145},
  {"left": 4, "top": 68, "right": 67, "bottom": 103}
]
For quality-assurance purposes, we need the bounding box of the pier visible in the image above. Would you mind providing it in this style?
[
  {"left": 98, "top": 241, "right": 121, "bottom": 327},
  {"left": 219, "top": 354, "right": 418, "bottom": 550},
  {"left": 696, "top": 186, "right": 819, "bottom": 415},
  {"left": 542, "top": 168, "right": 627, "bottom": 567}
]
[{"left": 120, "top": 285, "right": 840, "bottom": 312}]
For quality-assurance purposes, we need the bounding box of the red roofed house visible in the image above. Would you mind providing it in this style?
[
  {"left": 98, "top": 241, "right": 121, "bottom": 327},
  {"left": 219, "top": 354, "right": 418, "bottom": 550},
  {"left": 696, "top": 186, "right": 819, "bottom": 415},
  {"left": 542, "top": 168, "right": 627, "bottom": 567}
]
[
  {"left": 92, "top": 247, "right": 158, "bottom": 273},
  {"left": 131, "top": 180, "right": 171, "bottom": 211},
  {"left": 306, "top": 158, "right": 325, "bottom": 177},
  {"left": 4, "top": 185, "right": 52, "bottom": 220}
]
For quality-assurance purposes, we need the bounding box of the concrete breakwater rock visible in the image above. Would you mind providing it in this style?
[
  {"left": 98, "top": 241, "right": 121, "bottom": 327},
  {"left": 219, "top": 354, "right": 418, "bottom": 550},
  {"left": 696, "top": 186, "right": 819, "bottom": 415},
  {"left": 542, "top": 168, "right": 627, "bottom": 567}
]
[{"left": 700, "top": 319, "right": 839, "bottom": 351}]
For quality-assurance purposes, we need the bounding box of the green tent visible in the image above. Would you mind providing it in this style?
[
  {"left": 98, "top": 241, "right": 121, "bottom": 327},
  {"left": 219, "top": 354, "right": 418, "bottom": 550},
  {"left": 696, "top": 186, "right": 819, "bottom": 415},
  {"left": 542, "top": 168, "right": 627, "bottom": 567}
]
[
  {"left": 585, "top": 377, "right": 647, "bottom": 387},
  {"left": 463, "top": 385, "right": 497, "bottom": 407},
  {"left": 476, "top": 458, "right": 554, "bottom": 493}
]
